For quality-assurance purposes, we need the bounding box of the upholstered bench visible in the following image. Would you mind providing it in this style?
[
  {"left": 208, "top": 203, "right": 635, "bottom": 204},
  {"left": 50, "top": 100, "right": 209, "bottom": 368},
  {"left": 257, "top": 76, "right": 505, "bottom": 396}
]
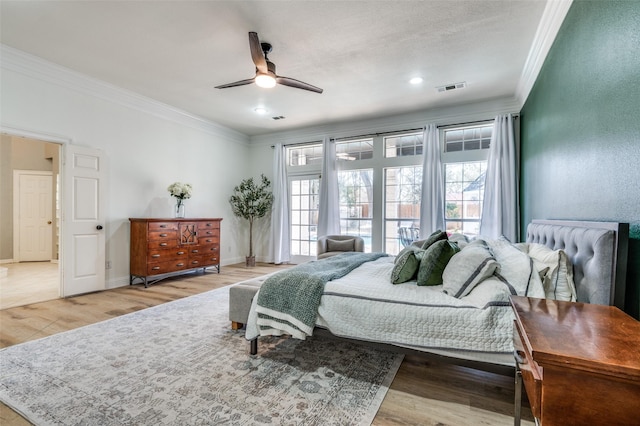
[{"left": 228, "top": 273, "right": 273, "bottom": 330}]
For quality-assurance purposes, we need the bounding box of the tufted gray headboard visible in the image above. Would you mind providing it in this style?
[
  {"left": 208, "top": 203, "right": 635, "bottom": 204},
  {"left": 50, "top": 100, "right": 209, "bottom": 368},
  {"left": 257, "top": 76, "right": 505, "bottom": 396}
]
[{"left": 526, "top": 220, "right": 629, "bottom": 309}]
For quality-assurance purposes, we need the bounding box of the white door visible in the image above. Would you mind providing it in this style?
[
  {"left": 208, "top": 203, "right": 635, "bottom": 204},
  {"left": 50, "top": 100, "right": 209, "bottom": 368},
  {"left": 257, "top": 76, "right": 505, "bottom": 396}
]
[
  {"left": 62, "top": 145, "right": 106, "bottom": 296},
  {"left": 15, "top": 172, "right": 53, "bottom": 261}
]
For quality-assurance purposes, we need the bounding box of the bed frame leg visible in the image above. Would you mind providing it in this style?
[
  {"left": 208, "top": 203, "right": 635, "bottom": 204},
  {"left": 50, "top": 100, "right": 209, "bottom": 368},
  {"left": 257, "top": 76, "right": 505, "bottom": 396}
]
[{"left": 250, "top": 338, "right": 258, "bottom": 355}]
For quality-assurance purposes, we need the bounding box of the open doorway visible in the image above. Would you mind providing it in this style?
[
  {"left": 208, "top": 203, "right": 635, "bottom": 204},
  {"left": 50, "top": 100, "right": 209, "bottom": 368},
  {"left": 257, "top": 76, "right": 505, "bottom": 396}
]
[{"left": 0, "top": 134, "right": 61, "bottom": 309}]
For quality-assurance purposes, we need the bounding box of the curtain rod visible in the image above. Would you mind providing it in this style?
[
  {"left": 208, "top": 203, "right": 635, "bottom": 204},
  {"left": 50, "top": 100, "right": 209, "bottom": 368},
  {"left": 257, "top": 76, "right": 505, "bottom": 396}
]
[{"left": 270, "top": 115, "right": 518, "bottom": 147}]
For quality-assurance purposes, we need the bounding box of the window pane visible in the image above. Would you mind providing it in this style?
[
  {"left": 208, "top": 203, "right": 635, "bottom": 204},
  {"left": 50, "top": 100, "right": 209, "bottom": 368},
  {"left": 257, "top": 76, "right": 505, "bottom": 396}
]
[
  {"left": 384, "top": 166, "right": 422, "bottom": 254},
  {"left": 290, "top": 177, "right": 319, "bottom": 256},
  {"left": 444, "top": 161, "right": 486, "bottom": 237},
  {"left": 335, "top": 139, "right": 373, "bottom": 161},
  {"left": 384, "top": 133, "right": 423, "bottom": 158},
  {"left": 444, "top": 124, "right": 492, "bottom": 153},
  {"left": 287, "top": 143, "right": 323, "bottom": 166},
  {"left": 338, "top": 169, "right": 373, "bottom": 251}
]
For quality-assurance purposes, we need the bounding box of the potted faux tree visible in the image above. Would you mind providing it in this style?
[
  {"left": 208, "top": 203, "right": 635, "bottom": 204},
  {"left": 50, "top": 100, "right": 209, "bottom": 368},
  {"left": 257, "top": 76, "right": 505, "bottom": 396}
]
[{"left": 229, "top": 174, "right": 274, "bottom": 267}]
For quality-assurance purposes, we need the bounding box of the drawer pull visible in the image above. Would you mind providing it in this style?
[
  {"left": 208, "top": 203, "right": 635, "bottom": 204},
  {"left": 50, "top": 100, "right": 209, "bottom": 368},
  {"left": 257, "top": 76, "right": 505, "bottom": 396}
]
[
  {"left": 192, "top": 261, "right": 199, "bottom": 265},
  {"left": 206, "top": 231, "right": 213, "bottom": 235},
  {"left": 177, "top": 251, "right": 185, "bottom": 255},
  {"left": 514, "top": 350, "right": 527, "bottom": 365},
  {"left": 152, "top": 266, "right": 160, "bottom": 270},
  {"left": 152, "top": 254, "right": 160, "bottom": 258},
  {"left": 206, "top": 239, "right": 213, "bottom": 243},
  {"left": 159, "top": 233, "right": 168, "bottom": 237},
  {"left": 177, "top": 263, "right": 184, "bottom": 267},
  {"left": 160, "top": 243, "right": 167, "bottom": 246},
  {"left": 192, "top": 250, "right": 199, "bottom": 253},
  {"left": 160, "top": 225, "right": 167, "bottom": 228}
]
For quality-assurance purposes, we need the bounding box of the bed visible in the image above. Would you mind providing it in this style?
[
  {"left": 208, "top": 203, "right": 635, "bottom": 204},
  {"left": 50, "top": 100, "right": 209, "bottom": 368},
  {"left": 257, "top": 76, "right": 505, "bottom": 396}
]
[{"left": 240, "top": 220, "right": 629, "bottom": 375}]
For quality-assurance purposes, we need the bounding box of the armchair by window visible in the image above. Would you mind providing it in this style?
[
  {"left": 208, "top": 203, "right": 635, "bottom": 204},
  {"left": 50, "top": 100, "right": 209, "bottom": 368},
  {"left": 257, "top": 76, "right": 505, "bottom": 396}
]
[{"left": 317, "top": 235, "right": 365, "bottom": 259}]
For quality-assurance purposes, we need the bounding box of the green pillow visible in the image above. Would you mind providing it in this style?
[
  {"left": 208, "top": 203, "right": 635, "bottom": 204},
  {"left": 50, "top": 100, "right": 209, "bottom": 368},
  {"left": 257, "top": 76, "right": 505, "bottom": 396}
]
[
  {"left": 417, "top": 240, "right": 460, "bottom": 286},
  {"left": 413, "top": 230, "right": 448, "bottom": 250},
  {"left": 390, "top": 247, "right": 423, "bottom": 284}
]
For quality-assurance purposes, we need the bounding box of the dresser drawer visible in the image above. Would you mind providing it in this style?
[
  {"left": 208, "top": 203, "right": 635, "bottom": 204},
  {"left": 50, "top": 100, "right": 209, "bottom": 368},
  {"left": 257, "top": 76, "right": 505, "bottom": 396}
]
[
  {"left": 189, "top": 254, "right": 220, "bottom": 267},
  {"left": 149, "top": 230, "right": 178, "bottom": 241},
  {"left": 148, "top": 248, "right": 188, "bottom": 262},
  {"left": 148, "top": 222, "right": 178, "bottom": 231},
  {"left": 514, "top": 322, "right": 542, "bottom": 419},
  {"left": 147, "top": 260, "right": 188, "bottom": 275},
  {"left": 197, "top": 221, "right": 220, "bottom": 230},
  {"left": 147, "top": 239, "right": 179, "bottom": 250}
]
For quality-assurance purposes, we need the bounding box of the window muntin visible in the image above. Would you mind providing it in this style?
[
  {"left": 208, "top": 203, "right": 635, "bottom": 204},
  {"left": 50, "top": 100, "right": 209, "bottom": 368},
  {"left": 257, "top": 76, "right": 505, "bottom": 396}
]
[
  {"left": 444, "top": 161, "right": 486, "bottom": 236},
  {"left": 383, "top": 166, "right": 422, "bottom": 255},
  {"left": 384, "top": 133, "right": 423, "bottom": 158},
  {"left": 290, "top": 177, "right": 320, "bottom": 256},
  {"left": 335, "top": 139, "right": 373, "bottom": 162},
  {"left": 443, "top": 125, "right": 492, "bottom": 153},
  {"left": 288, "top": 143, "right": 323, "bottom": 166},
  {"left": 338, "top": 170, "right": 373, "bottom": 252}
]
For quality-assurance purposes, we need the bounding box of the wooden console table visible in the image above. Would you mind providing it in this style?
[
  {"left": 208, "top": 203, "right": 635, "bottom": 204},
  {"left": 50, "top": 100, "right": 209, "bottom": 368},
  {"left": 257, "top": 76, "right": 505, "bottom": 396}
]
[{"left": 511, "top": 296, "right": 640, "bottom": 425}]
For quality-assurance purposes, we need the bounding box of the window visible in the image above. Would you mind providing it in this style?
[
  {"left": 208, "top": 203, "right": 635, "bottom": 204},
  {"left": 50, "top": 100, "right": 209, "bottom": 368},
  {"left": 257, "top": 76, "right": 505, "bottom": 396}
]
[
  {"left": 444, "top": 125, "right": 492, "bottom": 153},
  {"left": 288, "top": 144, "right": 322, "bottom": 166},
  {"left": 442, "top": 123, "right": 492, "bottom": 236},
  {"left": 336, "top": 139, "right": 373, "bottom": 161},
  {"left": 384, "top": 133, "right": 423, "bottom": 158},
  {"left": 383, "top": 166, "right": 422, "bottom": 254},
  {"left": 338, "top": 170, "right": 373, "bottom": 252},
  {"left": 289, "top": 177, "right": 320, "bottom": 258}
]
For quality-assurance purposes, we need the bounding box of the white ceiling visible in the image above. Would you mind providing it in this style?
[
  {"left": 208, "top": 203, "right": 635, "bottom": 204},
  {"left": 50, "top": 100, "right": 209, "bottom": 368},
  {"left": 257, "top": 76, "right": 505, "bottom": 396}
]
[{"left": 0, "top": 1, "right": 548, "bottom": 137}]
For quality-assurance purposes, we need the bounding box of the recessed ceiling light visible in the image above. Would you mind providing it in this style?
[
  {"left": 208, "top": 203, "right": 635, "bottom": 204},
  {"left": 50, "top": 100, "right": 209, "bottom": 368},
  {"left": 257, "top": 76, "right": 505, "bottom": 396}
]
[
  {"left": 409, "top": 77, "right": 423, "bottom": 85},
  {"left": 254, "top": 107, "right": 268, "bottom": 114}
]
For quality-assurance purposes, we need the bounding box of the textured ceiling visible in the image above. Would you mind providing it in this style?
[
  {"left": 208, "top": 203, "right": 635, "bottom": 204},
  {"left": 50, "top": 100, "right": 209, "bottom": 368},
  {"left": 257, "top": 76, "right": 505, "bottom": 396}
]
[{"left": 0, "top": 1, "right": 548, "bottom": 136}]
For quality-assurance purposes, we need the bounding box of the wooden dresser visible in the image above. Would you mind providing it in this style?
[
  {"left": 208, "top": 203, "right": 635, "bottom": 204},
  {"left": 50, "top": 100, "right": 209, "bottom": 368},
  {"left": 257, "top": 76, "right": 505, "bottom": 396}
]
[
  {"left": 129, "top": 218, "right": 222, "bottom": 287},
  {"left": 511, "top": 296, "right": 640, "bottom": 426}
]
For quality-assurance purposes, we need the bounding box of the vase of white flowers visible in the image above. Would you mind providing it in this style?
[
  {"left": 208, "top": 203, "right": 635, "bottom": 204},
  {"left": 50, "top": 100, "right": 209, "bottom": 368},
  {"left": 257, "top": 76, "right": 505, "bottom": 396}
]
[{"left": 167, "top": 182, "right": 192, "bottom": 218}]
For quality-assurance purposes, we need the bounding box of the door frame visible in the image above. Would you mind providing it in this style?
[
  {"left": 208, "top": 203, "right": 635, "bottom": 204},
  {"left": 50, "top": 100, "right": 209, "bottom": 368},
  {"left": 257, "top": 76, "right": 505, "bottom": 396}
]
[
  {"left": 12, "top": 170, "right": 54, "bottom": 262},
  {"left": 2, "top": 125, "right": 68, "bottom": 298}
]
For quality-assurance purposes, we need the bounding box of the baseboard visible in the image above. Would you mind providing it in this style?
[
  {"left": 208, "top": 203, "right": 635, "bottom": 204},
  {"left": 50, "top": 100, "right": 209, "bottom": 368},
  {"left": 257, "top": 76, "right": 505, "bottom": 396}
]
[
  {"left": 106, "top": 276, "right": 130, "bottom": 289},
  {"left": 0, "top": 259, "right": 15, "bottom": 264}
]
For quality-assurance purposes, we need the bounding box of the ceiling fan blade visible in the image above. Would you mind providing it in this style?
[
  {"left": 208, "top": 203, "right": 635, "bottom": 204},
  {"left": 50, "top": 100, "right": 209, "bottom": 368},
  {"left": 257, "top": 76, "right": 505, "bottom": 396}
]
[
  {"left": 249, "top": 32, "right": 268, "bottom": 74},
  {"left": 276, "top": 76, "right": 323, "bottom": 94},
  {"left": 215, "top": 78, "right": 255, "bottom": 89}
]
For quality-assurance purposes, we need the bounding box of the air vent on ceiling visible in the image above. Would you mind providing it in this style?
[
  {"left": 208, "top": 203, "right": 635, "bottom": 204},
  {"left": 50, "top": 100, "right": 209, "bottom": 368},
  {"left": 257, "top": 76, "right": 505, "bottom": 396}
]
[
  {"left": 272, "top": 116, "right": 286, "bottom": 120},
  {"left": 436, "top": 81, "right": 467, "bottom": 93}
]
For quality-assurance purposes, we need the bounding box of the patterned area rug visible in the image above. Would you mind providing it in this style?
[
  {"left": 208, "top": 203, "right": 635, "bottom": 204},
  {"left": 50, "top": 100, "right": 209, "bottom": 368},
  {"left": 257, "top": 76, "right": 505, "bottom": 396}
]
[{"left": 0, "top": 286, "right": 403, "bottom": 425}]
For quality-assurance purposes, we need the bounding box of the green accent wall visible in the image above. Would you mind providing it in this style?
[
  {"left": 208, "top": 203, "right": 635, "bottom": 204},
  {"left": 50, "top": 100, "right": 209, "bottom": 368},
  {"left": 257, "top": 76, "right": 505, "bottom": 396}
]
[{"left": 520, "top": 0, "right": 640, "bottom": 318}]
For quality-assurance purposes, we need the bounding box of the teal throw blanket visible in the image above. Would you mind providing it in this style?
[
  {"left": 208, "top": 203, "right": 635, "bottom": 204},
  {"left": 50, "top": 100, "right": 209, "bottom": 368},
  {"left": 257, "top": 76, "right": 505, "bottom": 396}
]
[{"left": 255, "top": 252, "right": 388, "bottom": 339}]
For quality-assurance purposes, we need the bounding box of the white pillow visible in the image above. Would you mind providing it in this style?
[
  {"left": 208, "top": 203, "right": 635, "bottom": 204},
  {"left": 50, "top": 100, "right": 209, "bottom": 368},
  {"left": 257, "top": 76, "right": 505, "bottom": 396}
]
[
  {"left": 526, "top": 243, "right": 577, "bottom": 302},
  {"left": 442, "top": 239, "right": 499, "bottom": 298},
  {"left": 489, "top": 237, "right": 545, "bottom": 298}
]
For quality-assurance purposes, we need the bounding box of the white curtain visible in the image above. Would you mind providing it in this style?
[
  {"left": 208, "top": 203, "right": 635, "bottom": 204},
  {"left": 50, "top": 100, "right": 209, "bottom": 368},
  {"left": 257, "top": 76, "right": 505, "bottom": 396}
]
[
  {"left": 419, "top": 123, "right": 445, "bottom": 237},
  {"left": 268, "top": 143, "right": 290, "bottom": 264},
  {"left": 317, "top": 136, "right": 340, "bottom": 237},
  {"left": 480, "top": 114, "right": 519, "bottom": 241}
]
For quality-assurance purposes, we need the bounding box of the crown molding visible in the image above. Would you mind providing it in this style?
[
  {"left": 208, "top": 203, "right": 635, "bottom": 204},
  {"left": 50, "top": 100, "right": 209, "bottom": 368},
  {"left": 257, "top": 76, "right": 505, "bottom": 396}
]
[
  {"left": 1, "top": 45, "right": 249, "bottom": 145},
  {"left": 515, "top": 0, "right": 573, "bottom": 107}
]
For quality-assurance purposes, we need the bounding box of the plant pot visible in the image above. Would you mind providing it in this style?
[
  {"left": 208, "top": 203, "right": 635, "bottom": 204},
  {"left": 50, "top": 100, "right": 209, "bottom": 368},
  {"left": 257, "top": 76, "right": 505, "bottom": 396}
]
[{"left": 245, "top": 256, "right": 256, "bottom": 267}]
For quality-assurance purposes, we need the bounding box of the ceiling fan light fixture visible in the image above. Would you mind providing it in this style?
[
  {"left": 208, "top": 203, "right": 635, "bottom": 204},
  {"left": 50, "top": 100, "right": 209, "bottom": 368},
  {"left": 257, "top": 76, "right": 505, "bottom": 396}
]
[
  {"left": 409, "top": 77, "right": 424, "bottom": 85},
  {"left": 255, "top": 73, "right": 276, "bottom": 88}
]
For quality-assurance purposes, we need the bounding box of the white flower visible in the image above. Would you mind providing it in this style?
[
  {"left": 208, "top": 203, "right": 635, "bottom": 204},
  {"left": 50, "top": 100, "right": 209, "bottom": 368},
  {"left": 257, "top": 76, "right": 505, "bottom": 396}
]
[{"left": 167, "top": 182, "right": 193, "bottom": 200}]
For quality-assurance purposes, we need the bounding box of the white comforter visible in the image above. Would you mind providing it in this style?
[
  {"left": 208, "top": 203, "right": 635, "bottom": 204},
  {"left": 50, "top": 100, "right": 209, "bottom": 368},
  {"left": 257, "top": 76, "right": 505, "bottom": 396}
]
[{"left": 247, "top": 254, "right": 544, "bottom": 356}]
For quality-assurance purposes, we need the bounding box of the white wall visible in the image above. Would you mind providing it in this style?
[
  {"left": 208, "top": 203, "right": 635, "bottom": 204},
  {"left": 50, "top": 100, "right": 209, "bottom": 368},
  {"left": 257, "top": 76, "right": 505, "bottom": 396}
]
[{"left": 1, "top": 47, "right": 251, "bottom": 288}]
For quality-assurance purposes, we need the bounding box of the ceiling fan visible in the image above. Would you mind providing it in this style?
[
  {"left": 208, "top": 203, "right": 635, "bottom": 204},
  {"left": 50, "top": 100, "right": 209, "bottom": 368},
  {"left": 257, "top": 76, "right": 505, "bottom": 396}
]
[{"left": 215, "top": 32, "right": 323, "bottom": 94}]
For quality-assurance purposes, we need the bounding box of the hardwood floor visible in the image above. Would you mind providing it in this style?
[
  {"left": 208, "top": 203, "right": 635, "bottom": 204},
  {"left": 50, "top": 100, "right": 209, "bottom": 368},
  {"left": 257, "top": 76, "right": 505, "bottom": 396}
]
[
  {"left": 0, "top": 262, "right": 59, "bottom": 310},
  {"left": 0, "top": 262, "right": 533, "bottom": 425}
]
